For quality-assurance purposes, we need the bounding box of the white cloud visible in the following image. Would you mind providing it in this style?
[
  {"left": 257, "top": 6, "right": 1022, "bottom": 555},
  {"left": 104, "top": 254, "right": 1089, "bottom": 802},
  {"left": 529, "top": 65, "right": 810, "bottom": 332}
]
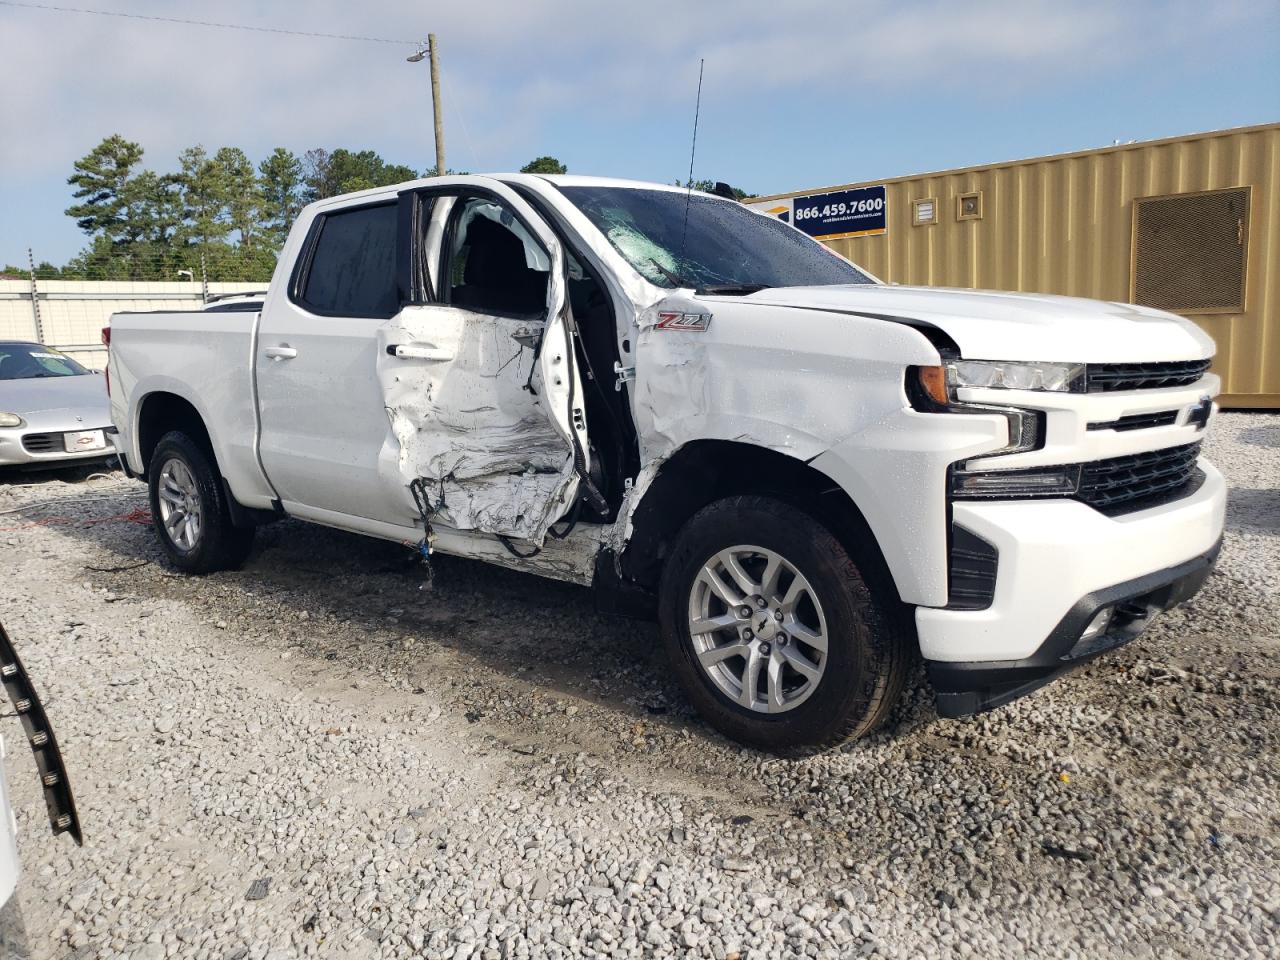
[{"left": 0, "top": 0, "right": 1272, "bottom": 205}]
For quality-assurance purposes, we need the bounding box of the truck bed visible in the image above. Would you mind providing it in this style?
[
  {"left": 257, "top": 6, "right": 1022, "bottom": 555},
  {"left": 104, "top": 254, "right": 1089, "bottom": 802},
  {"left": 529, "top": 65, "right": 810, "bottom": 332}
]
[{"left": 107, "top": 310, "right": 276, "bottom": 509}]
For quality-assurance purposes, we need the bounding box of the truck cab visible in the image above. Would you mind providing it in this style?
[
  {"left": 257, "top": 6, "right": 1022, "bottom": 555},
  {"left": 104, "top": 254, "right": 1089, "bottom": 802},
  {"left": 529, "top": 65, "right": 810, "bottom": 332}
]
[{"left": 106, "top": 174, "right": 1225, "bottom": 754}]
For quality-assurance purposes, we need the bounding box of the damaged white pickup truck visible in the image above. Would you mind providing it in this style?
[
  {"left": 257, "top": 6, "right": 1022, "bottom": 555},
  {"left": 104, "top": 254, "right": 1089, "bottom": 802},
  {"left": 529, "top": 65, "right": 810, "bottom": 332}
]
[{"left": 105, "top": 175, "right": 1225, "bottom": 754}]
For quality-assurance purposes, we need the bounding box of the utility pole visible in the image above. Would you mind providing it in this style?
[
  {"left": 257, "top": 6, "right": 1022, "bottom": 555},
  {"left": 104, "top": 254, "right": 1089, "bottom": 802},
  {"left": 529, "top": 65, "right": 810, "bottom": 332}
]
[
  {"left": 26, "top": 248, "right": 44, "bottom": 343},
  {"left": 429, "top": 35, "right": 446, "bottom": 176},
  {"left": 409, "top": 36, "right": 446, "bottom": 176}
]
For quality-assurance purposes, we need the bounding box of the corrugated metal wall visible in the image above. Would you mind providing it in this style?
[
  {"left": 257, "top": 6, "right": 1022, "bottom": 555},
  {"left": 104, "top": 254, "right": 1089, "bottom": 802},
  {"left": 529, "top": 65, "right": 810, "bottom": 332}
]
[
  {"left": 753, "top": 123, "right": 1279, "bottom": 408},
  {"left": 0, "top": 280, "right": 264, "bottom": 366}
]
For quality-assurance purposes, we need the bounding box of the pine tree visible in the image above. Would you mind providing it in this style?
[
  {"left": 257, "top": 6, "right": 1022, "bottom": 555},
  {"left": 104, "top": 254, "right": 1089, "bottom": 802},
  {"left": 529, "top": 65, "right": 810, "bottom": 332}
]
[
  {"left": 65, "top": 134, "right": 145, "bottom": 241},
  {"left": 178, "top": 145, "right": 233, "bottom": 249},
  {"left": 258, "top": 148, "right": 303, "bottom": 248},
  {"left": 216, "top": 147, "right": 260, "bottom": 249}
]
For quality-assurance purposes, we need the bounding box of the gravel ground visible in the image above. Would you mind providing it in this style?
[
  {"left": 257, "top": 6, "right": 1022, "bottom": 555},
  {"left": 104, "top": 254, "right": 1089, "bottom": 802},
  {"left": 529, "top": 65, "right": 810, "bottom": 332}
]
[{"left": 0, "top": 411, "right": 1276, "bottom": 960}]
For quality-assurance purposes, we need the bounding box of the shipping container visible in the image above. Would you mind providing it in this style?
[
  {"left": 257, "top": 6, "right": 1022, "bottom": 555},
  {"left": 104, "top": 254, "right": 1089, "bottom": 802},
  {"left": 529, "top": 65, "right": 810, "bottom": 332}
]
[{"left": 750, "top": 123, "right": 1280, "bottom": 408}]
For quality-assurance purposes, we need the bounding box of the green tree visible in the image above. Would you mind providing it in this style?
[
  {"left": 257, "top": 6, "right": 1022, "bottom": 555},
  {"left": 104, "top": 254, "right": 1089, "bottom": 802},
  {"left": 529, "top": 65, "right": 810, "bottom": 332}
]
[
  {"left": 0, "top": 262, "right": 60, "bottom": 278},
  {"left": 301, "top": 148, "right": 334, "bottom": 201},
  {"left": 65, "top": 134, "right": 145, "bottom": 240},
  {"left": 122, "top": 170, "right": 184, "bottom": 246},
  {"left": 61, "top": 235, "right": 183, "bottom": 281},
  {"left": 521, "top": 156, "right": 567, "bottom": 174},
  {"left": 59, "top": 139, "right": 425, "bottom": 282},
  {"left": 258, "top": 147, "right": 303, "bottom": 248},
  {"left": 303, "top": 148, "right": 419, "bottom": 200},
  {"left": 215, "top": 147, "right": 260, "bottom": 249},
  {"left": 178, "top": 145, "right": 232, "bottom": 248}
]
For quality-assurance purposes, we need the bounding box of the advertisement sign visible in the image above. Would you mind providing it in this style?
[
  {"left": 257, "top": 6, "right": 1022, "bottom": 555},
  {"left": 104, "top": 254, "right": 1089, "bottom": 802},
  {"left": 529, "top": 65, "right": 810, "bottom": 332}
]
[{"left": 750, "top": 185, "right": 887, "bottom": 241}]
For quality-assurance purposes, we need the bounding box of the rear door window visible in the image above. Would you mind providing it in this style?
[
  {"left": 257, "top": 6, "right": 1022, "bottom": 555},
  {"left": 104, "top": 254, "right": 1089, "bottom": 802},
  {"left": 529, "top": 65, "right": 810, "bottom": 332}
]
[{"left": 297, "top": 203, "right": 400, "bottom": 318}]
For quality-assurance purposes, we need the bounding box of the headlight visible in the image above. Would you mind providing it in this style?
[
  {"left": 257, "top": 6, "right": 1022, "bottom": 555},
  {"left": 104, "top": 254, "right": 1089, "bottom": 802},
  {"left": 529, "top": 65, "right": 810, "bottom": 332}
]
[
  {"left": 947, "top": 360, "right": 1085, "bottom": 397},
  {"left": 0, "top": 412, "right": 25, "bottom": 429},
  {"left": 910, "top": 365, "right": 1045, "bottom": 456}
]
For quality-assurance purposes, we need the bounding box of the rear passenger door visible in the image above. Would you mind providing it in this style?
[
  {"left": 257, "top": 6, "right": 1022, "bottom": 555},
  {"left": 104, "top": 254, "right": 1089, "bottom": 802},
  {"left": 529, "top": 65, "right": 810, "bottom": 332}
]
[{"left": 256, "top": 197, "right": 413, "bottom": 525}]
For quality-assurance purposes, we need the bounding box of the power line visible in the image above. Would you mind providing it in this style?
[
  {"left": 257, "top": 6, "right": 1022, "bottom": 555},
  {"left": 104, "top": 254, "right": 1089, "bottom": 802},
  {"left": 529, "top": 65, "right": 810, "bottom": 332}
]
[{"left": 0, "top": 1, "right": 415, "bottom": 45}]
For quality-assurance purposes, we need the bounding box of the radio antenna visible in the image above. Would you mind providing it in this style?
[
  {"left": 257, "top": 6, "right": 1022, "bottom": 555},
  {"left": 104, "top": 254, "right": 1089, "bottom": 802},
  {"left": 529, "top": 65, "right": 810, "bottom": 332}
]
[{"left": 678, "top": 58, "right": 705, "bottom": 280}]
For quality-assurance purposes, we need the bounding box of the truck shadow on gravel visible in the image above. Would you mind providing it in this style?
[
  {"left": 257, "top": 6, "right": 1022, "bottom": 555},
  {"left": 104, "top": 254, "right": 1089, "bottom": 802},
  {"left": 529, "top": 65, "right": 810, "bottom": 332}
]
[{"left": 47, "top": 503, "right": 939, "bottom": 774}]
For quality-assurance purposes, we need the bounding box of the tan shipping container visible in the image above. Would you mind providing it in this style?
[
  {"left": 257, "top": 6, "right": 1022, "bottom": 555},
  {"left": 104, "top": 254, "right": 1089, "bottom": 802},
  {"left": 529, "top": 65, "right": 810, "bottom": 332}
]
[{"left": 751, "top": 123, "right": 1280, "bottom": 408}]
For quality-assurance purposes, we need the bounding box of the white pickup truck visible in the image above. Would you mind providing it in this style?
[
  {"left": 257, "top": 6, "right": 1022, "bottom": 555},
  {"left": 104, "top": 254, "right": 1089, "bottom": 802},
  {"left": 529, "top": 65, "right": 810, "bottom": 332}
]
[{"left": 105, "top": 175, "right": 1225, "bottom": 754}]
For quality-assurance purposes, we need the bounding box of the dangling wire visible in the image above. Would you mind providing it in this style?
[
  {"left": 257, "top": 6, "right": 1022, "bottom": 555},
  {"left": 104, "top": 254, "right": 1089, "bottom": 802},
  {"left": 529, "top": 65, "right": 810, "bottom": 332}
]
[{"left": 408, "top": 477, "right": 443, "bottom": 580}]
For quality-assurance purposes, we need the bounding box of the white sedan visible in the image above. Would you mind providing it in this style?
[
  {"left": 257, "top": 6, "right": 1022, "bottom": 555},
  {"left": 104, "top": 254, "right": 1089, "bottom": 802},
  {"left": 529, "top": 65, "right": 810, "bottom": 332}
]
[{"left": 0, "top": 341, "right": 113, "bottom": 469}]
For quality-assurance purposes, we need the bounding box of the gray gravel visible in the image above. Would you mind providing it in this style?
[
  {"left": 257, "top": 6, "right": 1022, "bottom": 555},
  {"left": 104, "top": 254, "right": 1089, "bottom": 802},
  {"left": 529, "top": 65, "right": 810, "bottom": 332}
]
[{"left": 0, "top": 411, "right": 1277, "bottom": 960}]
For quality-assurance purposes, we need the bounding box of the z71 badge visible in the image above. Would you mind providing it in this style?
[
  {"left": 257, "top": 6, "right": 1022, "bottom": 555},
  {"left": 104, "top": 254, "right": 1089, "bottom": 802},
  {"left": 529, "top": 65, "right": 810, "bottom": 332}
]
[{"left": 656, "top": 311, "right": 712, "bottom": 332}]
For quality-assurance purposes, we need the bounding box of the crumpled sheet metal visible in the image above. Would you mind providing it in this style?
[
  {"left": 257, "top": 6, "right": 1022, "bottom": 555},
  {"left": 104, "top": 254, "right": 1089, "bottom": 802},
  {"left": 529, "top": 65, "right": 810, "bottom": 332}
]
[
  {"left": 629, "top": 293, "right": 942, "bottom": 464},
  {"left": 606, "top": 293, "right": 946, "bottom": 568},
  {"left": 378, "top": 305, "right": 577, "bottom": 543}
]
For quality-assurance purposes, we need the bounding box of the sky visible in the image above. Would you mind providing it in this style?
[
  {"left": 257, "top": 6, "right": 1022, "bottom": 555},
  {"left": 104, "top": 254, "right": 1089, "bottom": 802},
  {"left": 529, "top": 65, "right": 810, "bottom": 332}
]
[{"left": 1, "top": 0, "right": 1277, "bottom": 267}]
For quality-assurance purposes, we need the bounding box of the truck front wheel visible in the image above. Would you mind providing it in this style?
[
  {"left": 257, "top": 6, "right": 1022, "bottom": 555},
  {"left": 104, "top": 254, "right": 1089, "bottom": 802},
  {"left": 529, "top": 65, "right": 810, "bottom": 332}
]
[
  {"left": 659, "top": 496, "right": 909, "bottom": 755},
  {"left": 147, "top": 431, "right": 254, "bottom": 574}
]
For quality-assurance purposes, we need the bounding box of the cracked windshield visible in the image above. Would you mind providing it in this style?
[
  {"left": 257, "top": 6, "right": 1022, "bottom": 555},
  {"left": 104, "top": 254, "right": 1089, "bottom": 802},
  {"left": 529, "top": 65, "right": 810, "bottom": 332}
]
[{"left": 559, "top": 185, "right": 874, "bottom": 291}]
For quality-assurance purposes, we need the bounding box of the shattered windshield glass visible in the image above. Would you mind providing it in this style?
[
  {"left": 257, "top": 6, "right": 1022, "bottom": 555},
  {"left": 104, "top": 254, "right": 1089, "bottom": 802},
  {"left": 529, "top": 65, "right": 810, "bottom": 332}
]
[{"left": 558, "top": 186, "right": 875, "bottom": 291}]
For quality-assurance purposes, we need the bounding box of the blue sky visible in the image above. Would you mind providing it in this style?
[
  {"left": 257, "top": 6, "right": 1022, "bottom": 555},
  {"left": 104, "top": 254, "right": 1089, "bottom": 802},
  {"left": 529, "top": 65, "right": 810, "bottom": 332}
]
[{"left": 2, "top": 0, "right": 1277, "bottom": 267}]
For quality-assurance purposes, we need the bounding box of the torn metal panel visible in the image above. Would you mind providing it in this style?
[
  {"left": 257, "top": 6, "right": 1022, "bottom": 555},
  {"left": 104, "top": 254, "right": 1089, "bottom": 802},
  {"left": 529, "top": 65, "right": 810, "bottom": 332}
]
[
  {"left": 430, "top": 522, "right": 603, "bottom": 584},
  {"left": 606, "top": 457, "right": 662, "bottom": 559},
  {"left": 377, "top": 305, "right": 578, "bottom": 543},
  {"left": 602, "top": 293, "right": 949, "bottom": 579}
]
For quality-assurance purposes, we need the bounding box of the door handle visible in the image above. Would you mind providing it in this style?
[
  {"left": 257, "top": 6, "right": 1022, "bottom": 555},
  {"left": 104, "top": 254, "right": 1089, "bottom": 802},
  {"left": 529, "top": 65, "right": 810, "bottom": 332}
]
[
  {"left": 387, "top": 343, "right": 453, "bottom": 361},
  {"left": 264, "top": 345, "right": 297, "bottom": 360}
]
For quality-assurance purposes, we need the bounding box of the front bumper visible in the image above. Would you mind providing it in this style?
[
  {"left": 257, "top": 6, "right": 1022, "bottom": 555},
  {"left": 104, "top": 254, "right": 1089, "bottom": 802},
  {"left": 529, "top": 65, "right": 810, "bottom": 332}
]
[
  {"left": 928, "top": 538, "right": 1221, "bottom": 717},
  {"left": 918, "top": 458, "right": 1225, "bottom": 659},
  {"left": 918, "top": 457, "right": 1225, "bottom": 717},
  {"left": 0, "top": 426, "right": 116, "bottom": 468}
]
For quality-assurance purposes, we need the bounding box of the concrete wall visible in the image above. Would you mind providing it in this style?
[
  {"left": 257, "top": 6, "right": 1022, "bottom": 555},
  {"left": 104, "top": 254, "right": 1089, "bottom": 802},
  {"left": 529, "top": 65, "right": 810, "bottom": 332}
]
[
  {"left": 0, "top": 280, "right": 265, "bottom": 367},
  {"left": 751, "top": 123, "right": 1280, "bottom": 408}
]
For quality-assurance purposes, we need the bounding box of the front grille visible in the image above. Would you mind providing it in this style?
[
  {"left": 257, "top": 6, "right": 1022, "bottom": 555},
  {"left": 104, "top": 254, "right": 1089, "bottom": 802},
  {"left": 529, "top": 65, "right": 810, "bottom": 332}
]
[
  {"left": 1085, "top": 359, "right": 1210, "bottom": 392},
  {"left": 1078, "top": 442, "right": 1203, "bottom": 514},
  {"left": 21, "top": 433, "right": 58, "bottom": 453}
]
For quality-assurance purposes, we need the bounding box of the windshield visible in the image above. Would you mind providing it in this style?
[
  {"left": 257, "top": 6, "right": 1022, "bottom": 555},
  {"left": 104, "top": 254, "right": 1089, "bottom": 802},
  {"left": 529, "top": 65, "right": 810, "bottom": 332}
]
[
  {"left": 558, "top": 185, "right": 875, "bottom": 291},
  {"left": 0, "top": 343, "right": 90, "bottom": 380}
]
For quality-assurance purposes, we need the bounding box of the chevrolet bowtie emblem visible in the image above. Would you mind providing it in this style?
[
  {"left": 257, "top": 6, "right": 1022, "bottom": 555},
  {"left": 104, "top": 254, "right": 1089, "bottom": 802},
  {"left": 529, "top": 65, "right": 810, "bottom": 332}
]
[{"left": 1187, "top": 396, "right": 1213, "bottom": 431}]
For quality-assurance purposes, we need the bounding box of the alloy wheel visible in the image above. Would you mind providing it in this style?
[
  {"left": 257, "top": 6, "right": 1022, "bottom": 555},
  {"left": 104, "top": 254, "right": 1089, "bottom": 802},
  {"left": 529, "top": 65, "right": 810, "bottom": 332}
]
[{"left": 687, "top": 545, "right": 829, "bottom": 714}]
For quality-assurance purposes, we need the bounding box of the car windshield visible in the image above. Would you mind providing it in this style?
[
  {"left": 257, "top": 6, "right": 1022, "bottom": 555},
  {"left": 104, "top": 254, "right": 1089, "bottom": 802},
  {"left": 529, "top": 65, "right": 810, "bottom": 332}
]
[
  {"left": 0, "top": 343, "right": 89, "bottom": 380},
  {"left": 558, "top": 185, "right": 875, "bottom": 291}
]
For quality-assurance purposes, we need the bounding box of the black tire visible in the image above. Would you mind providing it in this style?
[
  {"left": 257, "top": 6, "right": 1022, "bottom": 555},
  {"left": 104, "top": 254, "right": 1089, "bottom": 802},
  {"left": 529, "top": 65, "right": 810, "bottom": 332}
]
[
  {"left": 147, "top": 430, "right": 254, "bottom": 574},
  {"left": 659, "top": 495, "right": 910, "bottom": 756}
]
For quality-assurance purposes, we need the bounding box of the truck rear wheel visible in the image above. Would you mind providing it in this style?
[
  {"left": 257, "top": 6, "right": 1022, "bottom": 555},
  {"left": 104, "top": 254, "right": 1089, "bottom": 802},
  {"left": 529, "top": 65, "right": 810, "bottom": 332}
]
[
  {"left": 659, "top": 495, "right": 909, "bottom": 756},
  {"left": 147, "top": 431, "right": 254, "bottom": 574}
]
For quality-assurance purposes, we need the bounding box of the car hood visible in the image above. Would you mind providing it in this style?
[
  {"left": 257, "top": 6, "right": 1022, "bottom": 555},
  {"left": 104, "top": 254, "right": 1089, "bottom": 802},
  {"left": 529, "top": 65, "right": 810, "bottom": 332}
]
[
  {"left": 730, "top": 284, "right": 1215, "bottom": 362},
  {"left": 0, "top": 374, "right": 111, "bottom": 429}
]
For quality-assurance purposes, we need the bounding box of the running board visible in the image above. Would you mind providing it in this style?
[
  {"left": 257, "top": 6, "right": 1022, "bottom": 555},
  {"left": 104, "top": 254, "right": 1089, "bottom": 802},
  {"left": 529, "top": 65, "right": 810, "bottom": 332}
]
[{"left": 0, "top": 623, "right": 82, "bottom": 846}]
